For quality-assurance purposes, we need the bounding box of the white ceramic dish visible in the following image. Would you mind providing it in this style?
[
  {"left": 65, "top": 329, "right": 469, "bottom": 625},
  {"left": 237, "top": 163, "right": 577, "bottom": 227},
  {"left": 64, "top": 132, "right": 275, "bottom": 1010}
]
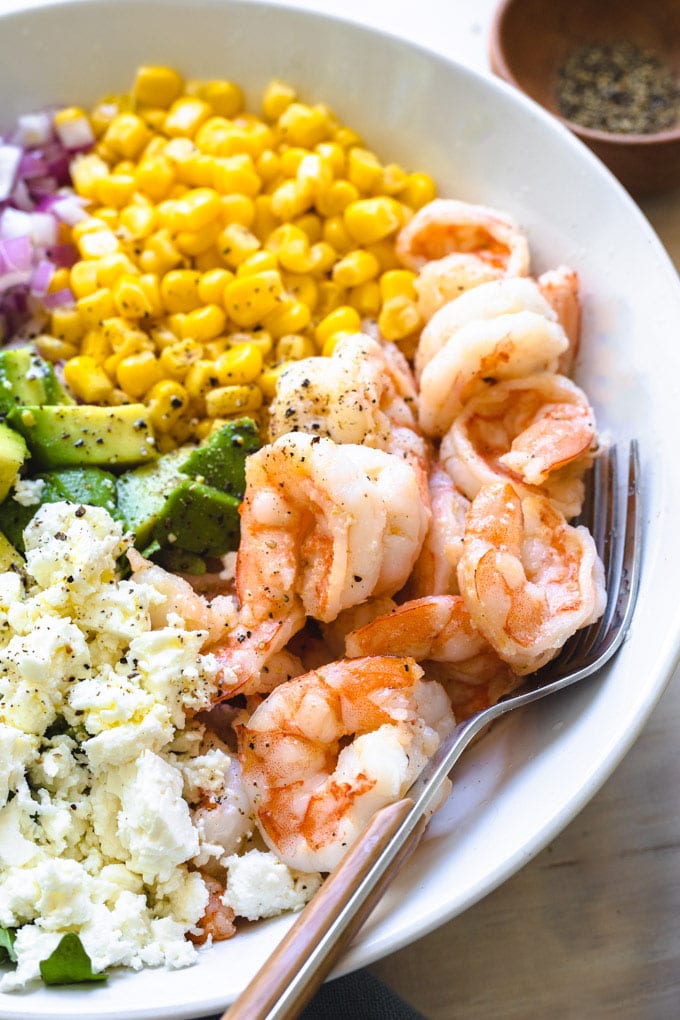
[{"left": 1, "top": 1, "right": 680, "bottom": 1017}]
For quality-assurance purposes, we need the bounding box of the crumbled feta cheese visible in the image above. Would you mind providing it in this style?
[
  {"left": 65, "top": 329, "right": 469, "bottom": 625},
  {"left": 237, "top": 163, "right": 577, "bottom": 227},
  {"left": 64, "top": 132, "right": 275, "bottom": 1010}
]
[
  {"left": 222, "top": 850, "right": 322, "bottom": 921},
  {"left": 11, "top": 478, "right": 46, "bottom": 507}
]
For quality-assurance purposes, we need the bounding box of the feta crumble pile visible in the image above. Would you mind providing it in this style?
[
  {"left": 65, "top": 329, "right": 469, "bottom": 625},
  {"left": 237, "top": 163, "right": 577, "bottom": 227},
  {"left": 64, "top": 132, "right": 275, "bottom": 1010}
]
[{"left": 0, "top": 503, "right": 319, "bottom": 992}]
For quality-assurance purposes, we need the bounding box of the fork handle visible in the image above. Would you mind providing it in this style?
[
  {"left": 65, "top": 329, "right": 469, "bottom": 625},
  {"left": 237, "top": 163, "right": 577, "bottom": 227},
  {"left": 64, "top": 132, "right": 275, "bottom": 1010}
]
[{"left": 222, "top": 797, "right": 426, "bottom": 1020}]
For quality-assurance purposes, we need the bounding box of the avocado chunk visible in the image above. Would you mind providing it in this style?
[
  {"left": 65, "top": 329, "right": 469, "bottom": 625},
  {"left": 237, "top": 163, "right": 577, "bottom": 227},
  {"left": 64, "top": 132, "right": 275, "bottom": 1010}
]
[
  {"left": 0, "top": 467, "right": 120, "bottom": 551},
  {"left": 151, "top": 479, "right": 241, "bottom": 556},
  {"left": 0, "top": 347, "right": 73, "bottom": 416},
  {"left": 116, "top": 449, "right": 187, "bottom": 549},
  {"left": 6, "top": 404, "right": 157, "bottom": 470},
  {"left": 180, "top": 418, "right": 261, "bottom": 497},
  {"left": 0, "top": 422, "right": 28, "bottom": 502},
  {"left": 0, "top": 530, "right": 23, "bottom": 571}
]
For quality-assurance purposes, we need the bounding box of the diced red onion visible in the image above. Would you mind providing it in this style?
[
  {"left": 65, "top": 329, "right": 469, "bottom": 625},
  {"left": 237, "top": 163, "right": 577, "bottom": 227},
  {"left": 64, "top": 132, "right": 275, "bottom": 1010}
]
[
  {"left": 42, "top": 286, "right": 74, "bottom": 309},
  {"left": 47, "top": 243, "right": 78, "bottom": 269},
  {"left": 0, "top": 143, "right": 22, "bottom": 202},
  {"left": 30, "top": 258, "right": 55, "bottom": 296},
  {"left": 0, "top": 234, "right": 32, "bottom": 273},
  {"left": 15, "top": 112, "right": 53, "bottom": 149},
  {"left": 52, "top": 194, "right": 88, "bottom": 225}
]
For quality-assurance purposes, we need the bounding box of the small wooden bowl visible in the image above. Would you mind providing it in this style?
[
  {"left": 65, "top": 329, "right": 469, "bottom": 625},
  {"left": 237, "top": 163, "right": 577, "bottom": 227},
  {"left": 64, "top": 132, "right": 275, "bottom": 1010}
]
[{"left": 489, "top": 0, "right": 680, "bottom": 197}]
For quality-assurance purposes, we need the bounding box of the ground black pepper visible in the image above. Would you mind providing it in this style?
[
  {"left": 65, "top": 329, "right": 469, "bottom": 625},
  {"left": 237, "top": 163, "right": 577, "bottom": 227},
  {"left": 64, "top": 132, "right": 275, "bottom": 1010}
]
[{"left": 556, "top": 41, "right": 680, "bottom": 134}]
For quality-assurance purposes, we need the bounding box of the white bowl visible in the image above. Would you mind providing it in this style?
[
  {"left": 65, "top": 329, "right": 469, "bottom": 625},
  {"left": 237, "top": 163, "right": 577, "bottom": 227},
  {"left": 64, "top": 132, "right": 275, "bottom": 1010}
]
[{"left": 1, "top": 1, "right": 680, "bottom": 1017}]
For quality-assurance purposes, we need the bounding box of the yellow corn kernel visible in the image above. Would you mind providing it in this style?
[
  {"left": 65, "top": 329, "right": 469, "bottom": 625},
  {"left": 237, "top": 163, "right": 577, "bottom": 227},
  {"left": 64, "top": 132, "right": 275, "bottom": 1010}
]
[
  {"left": 378, "top": 295, "right": 422, "bottom": 341},
  {"left": 227, "top": 330, "right": 273, "bottom": 357},
  {"left": 379, "top": 269, "right": 417, "bottom": 302},
  {"left": 192, "top": 418, "right": 216, "bottom": 441},
  {"left": 315, "top": 280, "right": 345, "bottom": 319},
  {"left": 366, "top": 239, "right": 401, "bottom": 272},
  {"left": 219, "top": 193, "right": 256, "bottom": 228},
  {"left": 194, "top": 117, "right": 233, "bottom": 155},
  {"left": 262, "top": 79, "right": 297, "bottom": 121},
  {"left": 218, "top": 223, "right": 261, "bottom": 269},
  {"left": 140, "top": 230, "right": 183, "bottom": 275},
  {"left": 307, "top": 242, "right": 336, "bottom": 276},
  {"left": 120, "top": 203, "right": 157, "bottom": 240},
  {"left": 252, "top": 195, "right": 278, "bottom": 242},
  {"left": 278, "top": 103, "right": 329, "bottom": 148},
  {"left": 89, "top": 100, "right": 119, "bottom": 138},
  {"left": 275, "top": 334, "right": 316, "bottom": 361},
  {"left": 192, "top": 247, "right": 222, "bottom": 272},
  {"left": 95, "top": 253, "right": 137, "bottom": 289},
  {"left": 63, "top": 356, "right": 114, "bottom": 403},
  {"left": 214, "top": 344, "right": 263, "bottom": 385},
  {"left": 167, "top": 187, "right": 221, "bottom": 232},
  {"left": 71, "top": 215, "right": 109, "bottom": 242},
  {"left": 343, "top": 196, "right": 402, "bottom": 245},
  {"left": 94, "top": 173, "right": 136, "bottom": 208},
  {"left": 184, "top": 359, "right": 220, "bottom": 401},
  {"left": 101, "top": 316, "right": 147, "bottom": 350},
  {"left": 284, "top": 273, "right": 318, "bottom": 311},
  {"left": 297, "top": 153, "right": 332, "bottom": 198},
  {"left": 379, "top": 163, "right": 408, "bottom": 195},
  {"left": 133, "top": 65, "right": 183, "bottom": 108},
  {"left": 202, "top": 337, "right": 231, "bottom": 359},
  {"left": 146, "top": 379, "right": 189, "bottom": 432},
  {"left": 138, "top": 274, "right": 162, "bottom": 317},
  {"left": 315, "top": 305, "right": 361, "bottom": 345},
  {"left": 116, "top": 350, "right": 164, "bottom": 398},
  {"left": 159, "top": 339, "right": 203, "bottom": 379},
  {"left": 401, "top": 172, "right": 437, "bottom": 210},
  {"left": 237, "top": 251, "right": 278, "bottom": 277},
  {"left": 70, "top": 153, "right": 109, "bottom": 198},
  {"left": 262, "top": 297, "right": 311, "bottom": 338},
  {"left": 77, "top": 228, "right": 121, "bottom": 259},
  {"left": 205, "top": 384, "right": 262, "bottom": 418},
  {"left": 348, "top": 280, "right": 381, "bottom": 317},
  {"left": 224, "top": 270, "right": 283, "bottom": 327},
  {"left": 70, "top": 261, "right": 99, "bottom": 299},
  {"left": 265, "top": 223, "right": 306, "bottom": 254},
  {"left": 270, "top": 179, "right": 311, "bottom": 221},
  {"left": 166, "top": 312, "right": 187, "bottom": 337},
  {"left": 322, "top": 215, "right": 354, "bottom": 253},
  {"left": 278, "top": 146, "right": 308, "bottom": 178},
  {"left": 80, "top": 329, "right": 112, "bottom": 361},
  {"left": 293, "top": 213, "right": 322, "bottom": 243},
  {"left": 332, "top": 249, "right": 380, "bottom": 288},
  {"left": 236, "top": 119, "right": 274, "bottom": 158},
  {"left": 256, "top": 149, "right": 280, "bottom": 183},
  {"left": 212, "top": 153, "right": 262, "bottom": 197},
  {"left": 196, "top": 79, "right": 244, "bottom": 118},
  {"left": 164, "top": 96, "right": 211, "bottom": 138},
  {"left": 334, "top": 125, "right": 364, "bottom": 149},
  {"left": 198, "top": 268, "right": 234, "bottom": 305},
  {"left": 321, "top": 331, "right": 353, "bottom": 357},
  {"left": 347, "top": 148, "right": 383, "bottom": 193},
  {"left": 77, "top": 288, "right": 116, "bottom": 329},
  {"left": 259, "top": 361, "right": 291, "bottom": 399},
  {"left": 89, "top": 206, "right": 119, "bottom": 229},
  {"left": 113, "top": 159, "right": 136, "bottom": 175},
  {"left": 47, "top": 267, "right": 71, "bottom": 294},
  {"left": 181, "top": 304, "right": 227, "bottom": 341},
  {"left": 34, "top": 335, "right": 78, "bottom": 362},
  {"left": 316, "top": 141, "right": 346, "bottom": 177},
  {"left": 169, "top": 418, "right": 194, "bottom": 445},
  {"left": 103, "top": 113, "right": 151, "bottom": 160},
  {"left": 134, "top": 155, "right": 176, "bottom": 201},
  {"left": 112, "top": 275, "right": 153, "bottom": 319},
  {"left": 175, "top": 220, "right": 222, "bottom": 257},
  {"left": 139, "top": 106, "right": 172, "bottom": 132},
  {"left": 182, "top": 152, "right": 217, "bottom": 187},
  {"left": 276, "top": 237, "right": 314, "bottom": 274}
]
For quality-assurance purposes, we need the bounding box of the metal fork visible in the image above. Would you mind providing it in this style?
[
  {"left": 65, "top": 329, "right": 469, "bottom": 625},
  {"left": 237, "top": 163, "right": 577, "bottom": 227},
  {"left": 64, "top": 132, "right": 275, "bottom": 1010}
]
[{"left": 223, "top": 441, "right": 642, "bottom": 1020}]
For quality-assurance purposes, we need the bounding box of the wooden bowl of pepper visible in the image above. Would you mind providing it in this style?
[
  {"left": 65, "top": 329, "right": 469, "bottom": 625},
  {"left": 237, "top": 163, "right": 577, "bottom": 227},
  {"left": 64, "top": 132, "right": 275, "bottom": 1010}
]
[{"left": 489, "top": 0, "right": 680, "bottom": 197}]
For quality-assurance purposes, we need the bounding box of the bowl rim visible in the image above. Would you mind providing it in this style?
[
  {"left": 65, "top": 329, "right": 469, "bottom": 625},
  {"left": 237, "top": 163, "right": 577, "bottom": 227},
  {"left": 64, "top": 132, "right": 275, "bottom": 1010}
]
[{"left": 488, "top": 0, "right": 680, "bottom": 146}]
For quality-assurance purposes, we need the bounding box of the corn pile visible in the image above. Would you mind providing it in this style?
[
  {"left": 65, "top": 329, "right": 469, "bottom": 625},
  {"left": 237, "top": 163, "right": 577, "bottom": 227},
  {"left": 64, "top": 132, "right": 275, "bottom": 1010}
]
[{"left": 45, "top": 66, "right": 437, "bottom": 449}]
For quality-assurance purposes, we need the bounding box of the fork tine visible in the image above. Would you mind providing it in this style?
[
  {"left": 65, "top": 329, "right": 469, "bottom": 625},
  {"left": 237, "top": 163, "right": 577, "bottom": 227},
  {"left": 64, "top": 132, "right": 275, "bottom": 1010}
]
[{"left": 551, "top": 445, "right": 616, "bottom": 670}]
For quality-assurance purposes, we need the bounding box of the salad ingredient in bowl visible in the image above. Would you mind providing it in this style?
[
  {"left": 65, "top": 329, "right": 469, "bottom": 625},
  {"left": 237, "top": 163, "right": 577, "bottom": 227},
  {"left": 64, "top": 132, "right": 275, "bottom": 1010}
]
[{"left": 0, "top": 63, "right": 607, "bottom": 992}]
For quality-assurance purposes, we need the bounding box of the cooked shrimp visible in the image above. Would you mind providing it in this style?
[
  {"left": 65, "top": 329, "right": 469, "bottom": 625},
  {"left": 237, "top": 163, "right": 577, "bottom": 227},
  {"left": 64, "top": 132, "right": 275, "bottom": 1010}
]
[
  {"left": 128, "top": 549, "right": 237, "bottom": 646},
  {"left": 457, "top": 482, "right": 606, "bottom": 674},
  {"left": 268, "top": 332, "right": 419, "bottom": 446},
  {"left": 538, "top": 266, "right": 581, "bottom": 375},
  {"left": 414, "top": 276, "right": 559, "bottom": 380},
  {"left": 237, "top": 655, "right": 455, "bottom": 872},
  {"left": 320, "top": 596, "right": 398, "bottom": 659},
  {"left": 418, "top": 308, "right": 568, "bottom": 438},
  {"left": 188, "top": 876, "right": 236, "bottom": 945},
  {"left": 236, "top": 433, "right": 429, "bottom": 624},
  {"left": 345, "top": 595, "right": 489, "bottom": 663},
  {"left": 440, "top": 372, "right": 597, "bottom": 519},
  {"left": 190, "top": 739, "right": 254, "bottom": 862},
  {"left": 408, "top": 463, "right": 469, "bottom": 598},
  {"left": 414, "top": 254, "right": 505, "bottom": 322},
  {"left": 209, "top": 604, "right": 306, "bottom": 699},
  {"left": 422, "top": 656, "right": 520, "bottom": 720},
  {"left": 396, "top": 198, "right": 530, "bottom": 275}
]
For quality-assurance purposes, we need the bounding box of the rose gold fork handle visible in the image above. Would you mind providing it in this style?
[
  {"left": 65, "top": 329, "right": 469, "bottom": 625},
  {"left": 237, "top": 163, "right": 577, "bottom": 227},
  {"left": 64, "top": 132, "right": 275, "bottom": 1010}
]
[{"left": 222, "top": 797, "right": 425, "bottom": 1020}]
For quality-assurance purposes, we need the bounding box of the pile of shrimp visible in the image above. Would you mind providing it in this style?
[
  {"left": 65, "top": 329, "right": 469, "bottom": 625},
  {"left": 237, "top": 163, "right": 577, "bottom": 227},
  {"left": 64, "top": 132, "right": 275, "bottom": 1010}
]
[{"left": 130, "top": 198, "right": 606, "bottom": 939}]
